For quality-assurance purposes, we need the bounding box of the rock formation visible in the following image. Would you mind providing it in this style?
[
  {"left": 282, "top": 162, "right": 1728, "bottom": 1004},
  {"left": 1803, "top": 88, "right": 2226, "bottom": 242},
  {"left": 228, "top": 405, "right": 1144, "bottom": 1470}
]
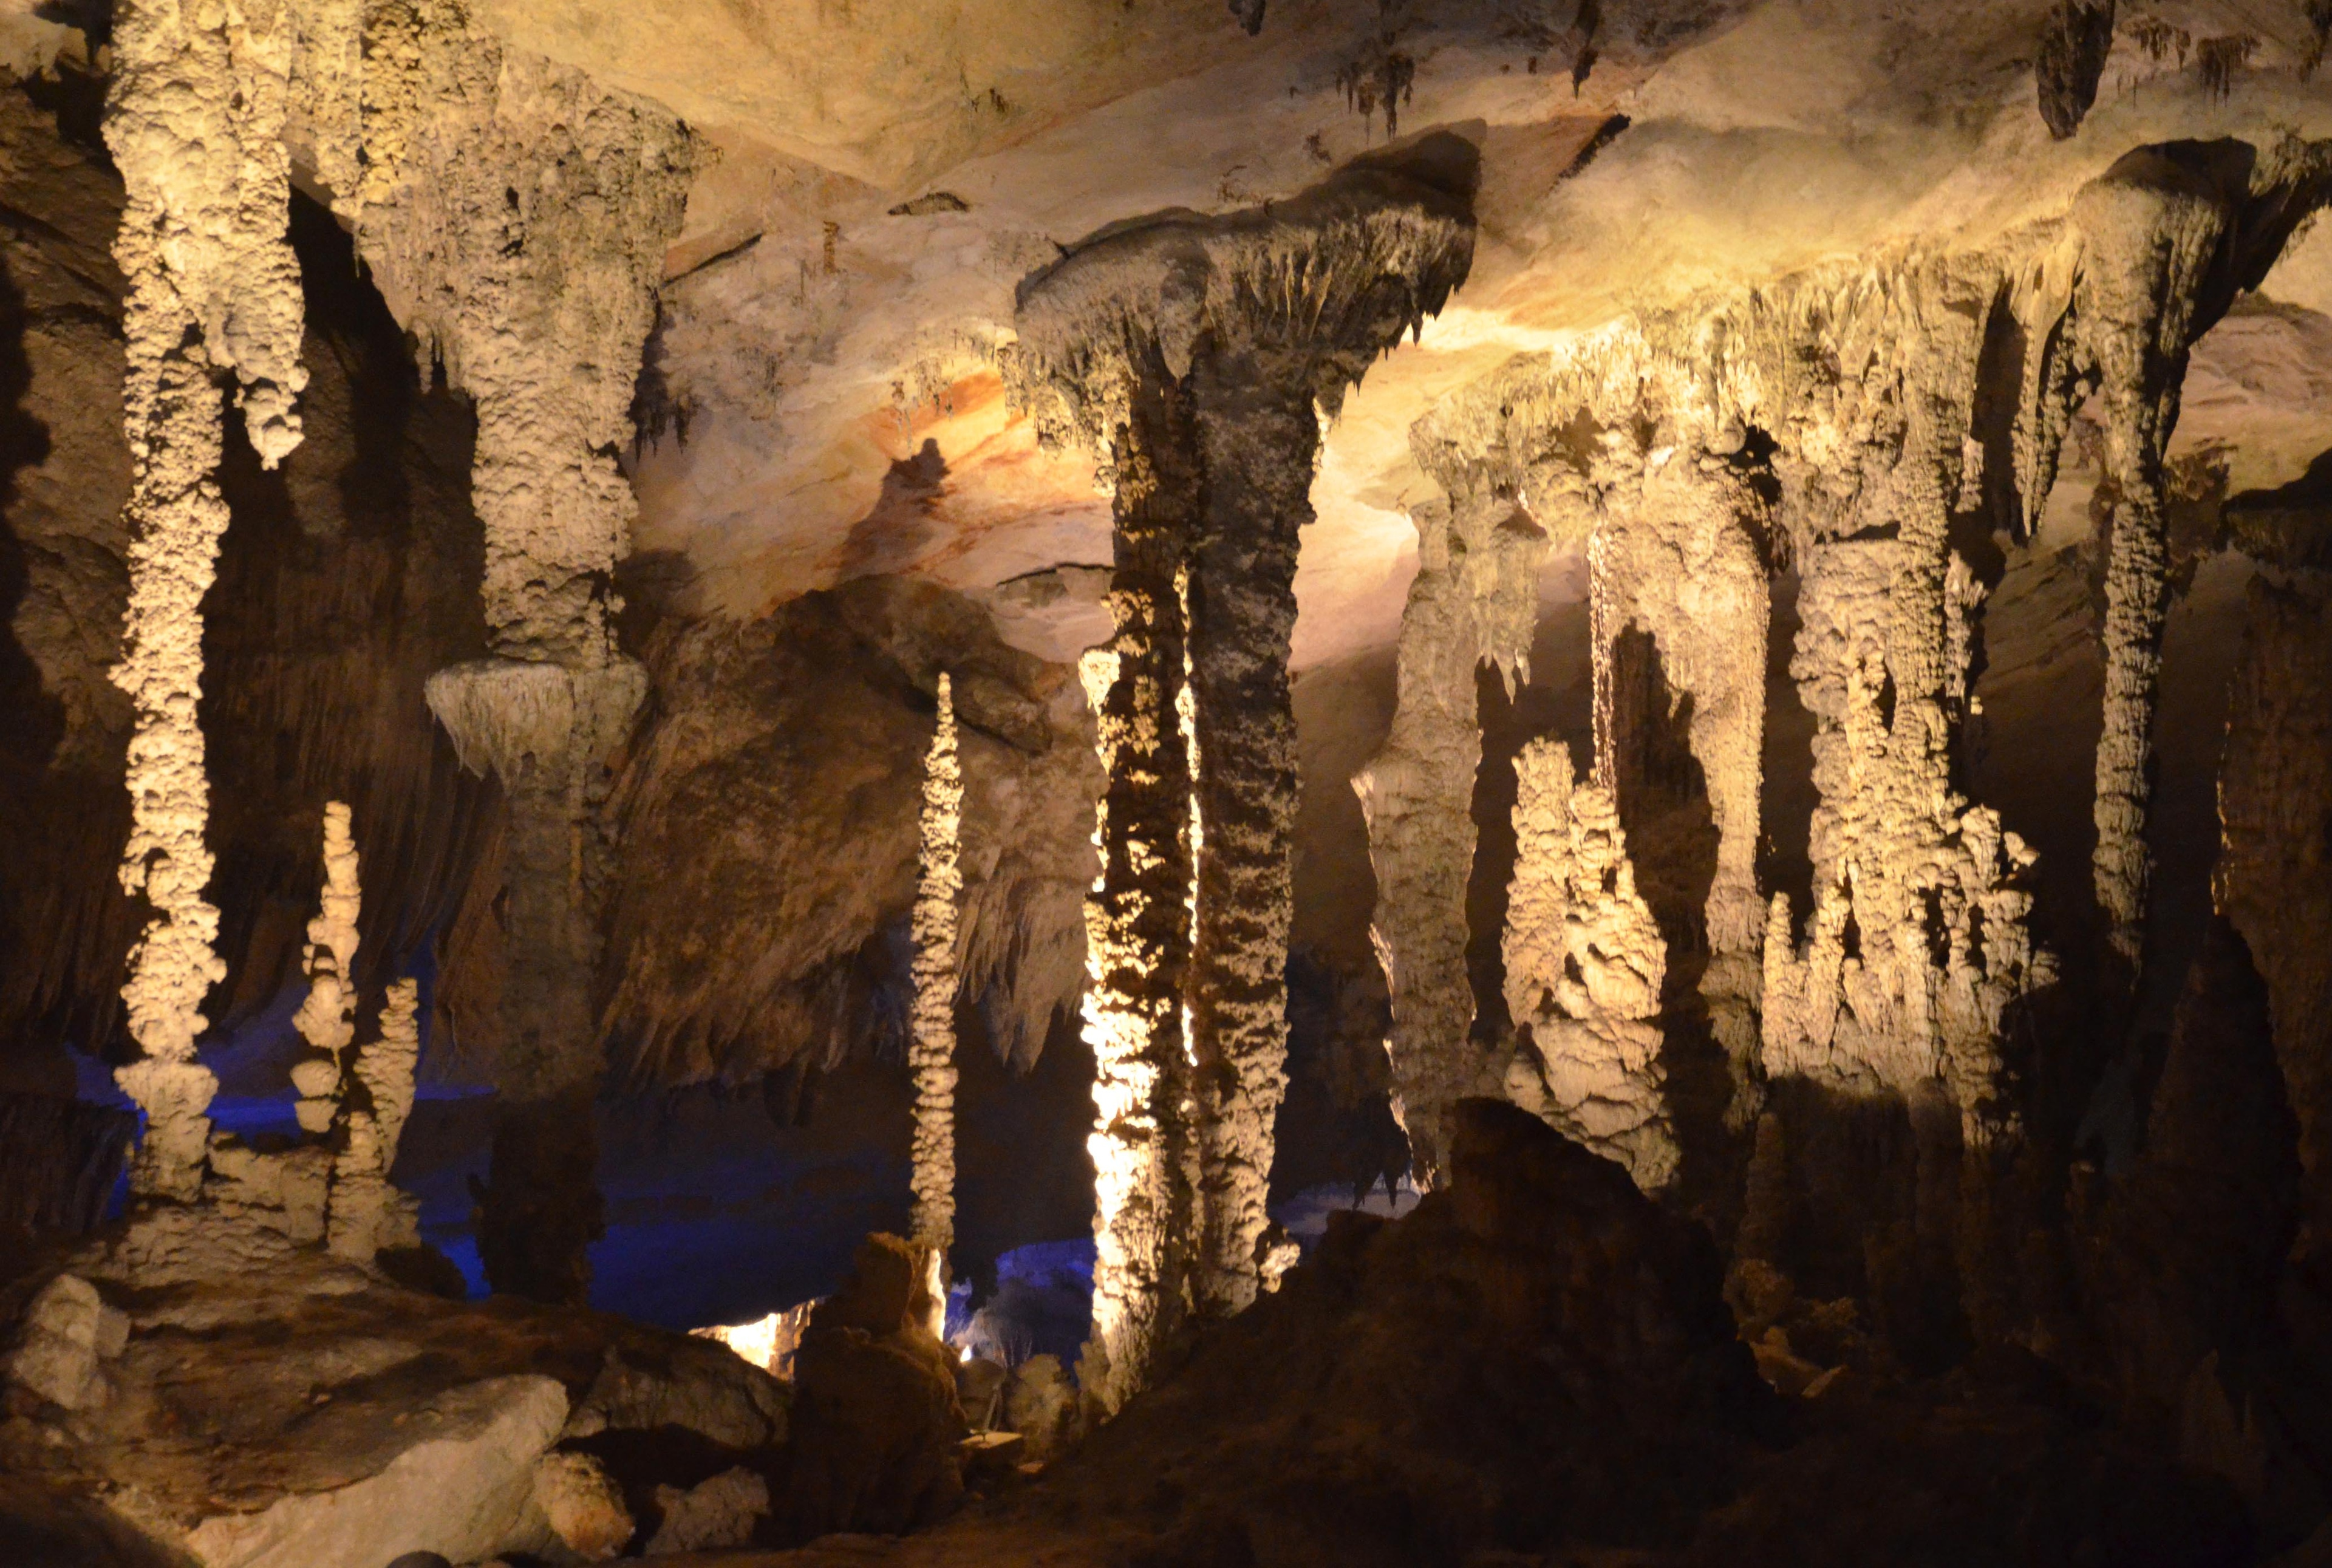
[
  {"left": 2014, "top": 138, "right": 2332, "bottom": 986},
  {"left": 328, "top": 977, "right": 423, "bottom": 1262},
  {"left": 909, "top": 673, "right": 964, "bottom": 1260},
  {"left": 1014, "top": 136, "right": 1476, "bottom": 1408},
  {"left": 1501, "top": 737, "right": 1678, "bottom": 1192},
  {"left": 1354, "top": 478, "right": 1546, "bottom": 1187},
  {"left": 289, "top": 801, "right": 360, "bottom": 1136},
  {"left": 103, "top": 0, "right": 309, "bottom": 1204},
  {"left": 293, "top": 0, "right": 694, "bottom": 1302}
]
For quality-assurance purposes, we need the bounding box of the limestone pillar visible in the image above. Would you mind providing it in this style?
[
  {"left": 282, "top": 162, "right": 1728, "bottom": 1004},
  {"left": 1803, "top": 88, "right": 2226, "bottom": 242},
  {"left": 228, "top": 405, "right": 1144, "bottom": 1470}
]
[
  {"left": 1068, "top": 349, "right": 1202, "bottom": 1415},
  {"left": 1355, "top": 481, "right": 1544, "bottom": 1188},
  {"left": 104, "top": 0, "right": 308, "bottom": 1202},
  {"left": 1586, "top": 433, "right": 1773, "bottom": 1127},
  {"left": 1015, "top": 139, "right": 1475, "bottom": 1405},
  {"left": 909, "top": 674, "right": 965, "bottom": 1258},
  {"left": 429, "top": 658, "right": 644, "bottom": 1301}
]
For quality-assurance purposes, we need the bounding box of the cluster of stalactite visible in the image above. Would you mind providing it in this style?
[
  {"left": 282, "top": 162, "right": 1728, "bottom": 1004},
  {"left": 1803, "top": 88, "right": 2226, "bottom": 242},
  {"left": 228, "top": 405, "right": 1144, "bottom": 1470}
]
[
  {"left": 1500, "top": 737, "right": 1678, "bottom": 1191},
  {"left": 93, "top": 0, "right": 694, "bottom": 1294},
  {"left": 1014, "top": 138, "right": 1477, "bottom": 1413},
  {"left": 909, "top": 673, "right": 964, "bottom": 1256},
  {"left": 1394, "top": 132, "right": 2332, "bottom": 1189},
  {"left": 1352, "top": 478, "right": 1546, "bottom": 1187}
]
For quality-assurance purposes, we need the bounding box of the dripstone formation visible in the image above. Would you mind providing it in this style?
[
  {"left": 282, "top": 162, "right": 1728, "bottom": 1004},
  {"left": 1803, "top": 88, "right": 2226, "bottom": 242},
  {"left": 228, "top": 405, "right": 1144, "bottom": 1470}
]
[{"left": 1015, "top": 135, "right": 1478, "bottom": 1410}]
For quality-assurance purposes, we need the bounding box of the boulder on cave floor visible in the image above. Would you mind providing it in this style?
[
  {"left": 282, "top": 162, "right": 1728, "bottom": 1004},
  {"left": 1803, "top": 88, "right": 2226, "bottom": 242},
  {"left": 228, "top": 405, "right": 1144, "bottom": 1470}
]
[{"left": 0, "top": 1245, "right": 789, "bottom": 1567}]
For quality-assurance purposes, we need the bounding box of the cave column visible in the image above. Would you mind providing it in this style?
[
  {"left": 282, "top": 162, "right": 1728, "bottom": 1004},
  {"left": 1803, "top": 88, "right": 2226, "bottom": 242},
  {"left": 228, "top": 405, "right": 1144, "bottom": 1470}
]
[
  {"left": 103, "top": 0, "right": 307, "bottom": 1203},
  {"left": 1015, "top": 143, "right": 1475, "bottom": 1396},
  {"left": 1355, "top": 477, "right": 1542, "bottom": 1189},
  {"left": 1590, "top": 429, "right": 1774, "bottom": 1127},
  {"left": 1072, "top": 343, "right": 1201, "bottom": 1417},
  {"left": 1182, "top": 360, "right": 1311, "bottom": 1317},
  {"left": 909, "top": 673, "right": 965, "bottom": 1262}
]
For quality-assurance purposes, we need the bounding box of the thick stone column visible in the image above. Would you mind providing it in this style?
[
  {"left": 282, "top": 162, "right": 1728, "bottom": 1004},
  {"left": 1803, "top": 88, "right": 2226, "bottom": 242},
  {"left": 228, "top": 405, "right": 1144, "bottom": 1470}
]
[
  {"left": 1587, "top": 432, "right": 1773, "bottom": 1127},
  {"left": 1070, "top": 349, "right": 1202, "bottom": 1416},
  {"left": 1355, "top": 482, "right": 1544, "bottom": 1188},
  {"left": 104, "top": 0, "right": 307, "bottom": 1203},
  {"left": 429, "top": 658, "right": 644, "bottom": 1301},
  {"left": 1016, "top": 137, "right": 1476, "bottom": 1403}
]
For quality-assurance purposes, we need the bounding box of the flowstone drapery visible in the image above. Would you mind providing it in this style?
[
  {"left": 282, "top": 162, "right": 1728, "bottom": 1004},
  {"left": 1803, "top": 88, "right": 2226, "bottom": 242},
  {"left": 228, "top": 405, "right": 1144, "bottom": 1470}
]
[
  {"left": 104, "top": 0, "right": 310, "bottom": 1203},
  {"left": 1355, "top": 478, "right": 1546, "bottom": 1187},
  {"left": 1015, "top": 137, "right": 1476, "bottom": 1411},
  {"left": 1501, "top": 738, "right": 1678, "bottom": 1191},
  {"left": 909, "top": 674, "right": 965, "bottom": 1257}
]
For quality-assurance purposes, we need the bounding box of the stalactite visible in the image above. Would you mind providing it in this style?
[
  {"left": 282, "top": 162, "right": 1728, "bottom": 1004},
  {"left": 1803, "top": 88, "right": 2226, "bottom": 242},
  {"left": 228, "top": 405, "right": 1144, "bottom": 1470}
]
[
  {"left": 289, "top": 802, "right": 360, "bottom": 1136},
  {"left": 1501, "top": 737, "right": 1678, "bottom": 1190},
  {"left": 909, "top": 673, "right": 964, "bottom": 1256},
  {"left": 104, "top": 0, "right": 310, "bottom": 1202},
  {"left": 1014, "top": 137, "right": 1476, "bottom": 1404},
  {"left": 1355, "top": 479, "right": 1546, "bottom": 1188}
]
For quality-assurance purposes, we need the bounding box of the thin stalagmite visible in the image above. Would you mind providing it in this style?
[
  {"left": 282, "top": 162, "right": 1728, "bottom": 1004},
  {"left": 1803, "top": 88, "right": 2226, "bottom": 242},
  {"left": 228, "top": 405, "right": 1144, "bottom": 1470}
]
[
  {"left": 290, "top": 802, "right": 361, "bottom": 1136},
  {"left": 909, "top": 673, "right": 965, "bottom": 1256}
]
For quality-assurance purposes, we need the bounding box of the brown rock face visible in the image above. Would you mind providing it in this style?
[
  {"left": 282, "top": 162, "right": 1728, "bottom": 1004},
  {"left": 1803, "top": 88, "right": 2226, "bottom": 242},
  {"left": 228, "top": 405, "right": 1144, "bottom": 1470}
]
[
  {"left": 1036, "top": 1097, "right": 1775, "bottom": 1563},
  {"left": 780, "top": 1234, "right": 969, "bottom": 1539}
]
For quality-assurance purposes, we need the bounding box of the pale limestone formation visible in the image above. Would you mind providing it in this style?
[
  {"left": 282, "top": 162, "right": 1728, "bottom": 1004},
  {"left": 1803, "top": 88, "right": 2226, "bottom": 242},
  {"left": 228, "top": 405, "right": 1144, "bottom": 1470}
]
[
  {"left": 2011, "top": 138, "right": 2332, "bottom": 981},
  {"left": 1580, "top": 435, "right": 1773, "bottom": 1126},
  {"left": 1406, "top": 134, "right": 2332, "bottom": 1150},
  {"left": 1354, "top": 480, "right": 1547, "bottom": 1187},
  {"left": 104, "top": 0, "right": 311, "bottom": 1202},
  {"left": 329, "top": 978, "right": 424, "bottom": 1261},
  {"left": 290, "top": 802, "right": 361, "bottom": 1135},
  {"left": 1501, "top": 738, "right": 1678, "bottom": 1191},
  {"left": 910, "top": 675, "right": 966, "bottom": 1256},
  {"left": 1015, "top": 138, "right": 1475, "bottom": 1410}
]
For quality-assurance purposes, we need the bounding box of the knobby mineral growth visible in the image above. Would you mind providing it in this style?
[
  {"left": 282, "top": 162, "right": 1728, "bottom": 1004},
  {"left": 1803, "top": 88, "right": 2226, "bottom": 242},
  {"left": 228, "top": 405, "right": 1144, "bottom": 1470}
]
[
  {"left": 329, "top": 977, "right": 422, "bottom": 1261},
  {"left": 106, "top": 0, "right": 311, "bottom": 1202},
  {"left": 1501, "top": 738, "right": 1678, "bottom": 1191},
  {"left": 2012, "top": 140, "right": 2332, "bottom": 986},
  {"left": 1015, "top": 137, "right": 1476, "bottom": 1409},
  {"left": 290, "top": 802, "right": 361, "bottom": 1136},
  {"left": 1580, "top": 425, "right": 1772, "bottom": 1128},
  {"left": 1406, "top": 132, "right": 2332, "bottom": 1164},
  {"left": 1354, "top": 478, "right": 1545, "bottom": 1187},
  {"left": 909, "top": 674, "right": 965, "bottom": 1256}
]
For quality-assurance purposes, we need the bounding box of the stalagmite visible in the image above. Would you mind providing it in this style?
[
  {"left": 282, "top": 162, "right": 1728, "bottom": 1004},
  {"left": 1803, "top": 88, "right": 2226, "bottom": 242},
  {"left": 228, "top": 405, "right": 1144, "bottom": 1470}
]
[
  {"left": 328, "top": 978, "right": 423, "bottom": 1261},
  {"left": 1581, "top": 427, "right": 1774, "bottom": 1126},
  {"left": 1355, "top": 477, "right": 1546, "bottom": 1187},
  {"left": 290, "top": 803, "right": 361, "bottom": 1136},
  {"left": 1015, "top": 138, "right": 1475, "bottom": 1406},
  {"left": 909, "top": 674, "right": 964, "bottom": 1257},
  {"left": 104, "top": 0, "right": 309, "bottom": 1202},
  {"left": 1501, "top": 738, "right": 1678, "bottom": 1191}
]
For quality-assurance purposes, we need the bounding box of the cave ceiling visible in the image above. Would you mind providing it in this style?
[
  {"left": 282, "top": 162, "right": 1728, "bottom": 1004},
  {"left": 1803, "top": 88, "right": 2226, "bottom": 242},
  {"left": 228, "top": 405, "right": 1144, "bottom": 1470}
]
[{"left": 390, "top": 0, "right": 2332, "bottom": 669}]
